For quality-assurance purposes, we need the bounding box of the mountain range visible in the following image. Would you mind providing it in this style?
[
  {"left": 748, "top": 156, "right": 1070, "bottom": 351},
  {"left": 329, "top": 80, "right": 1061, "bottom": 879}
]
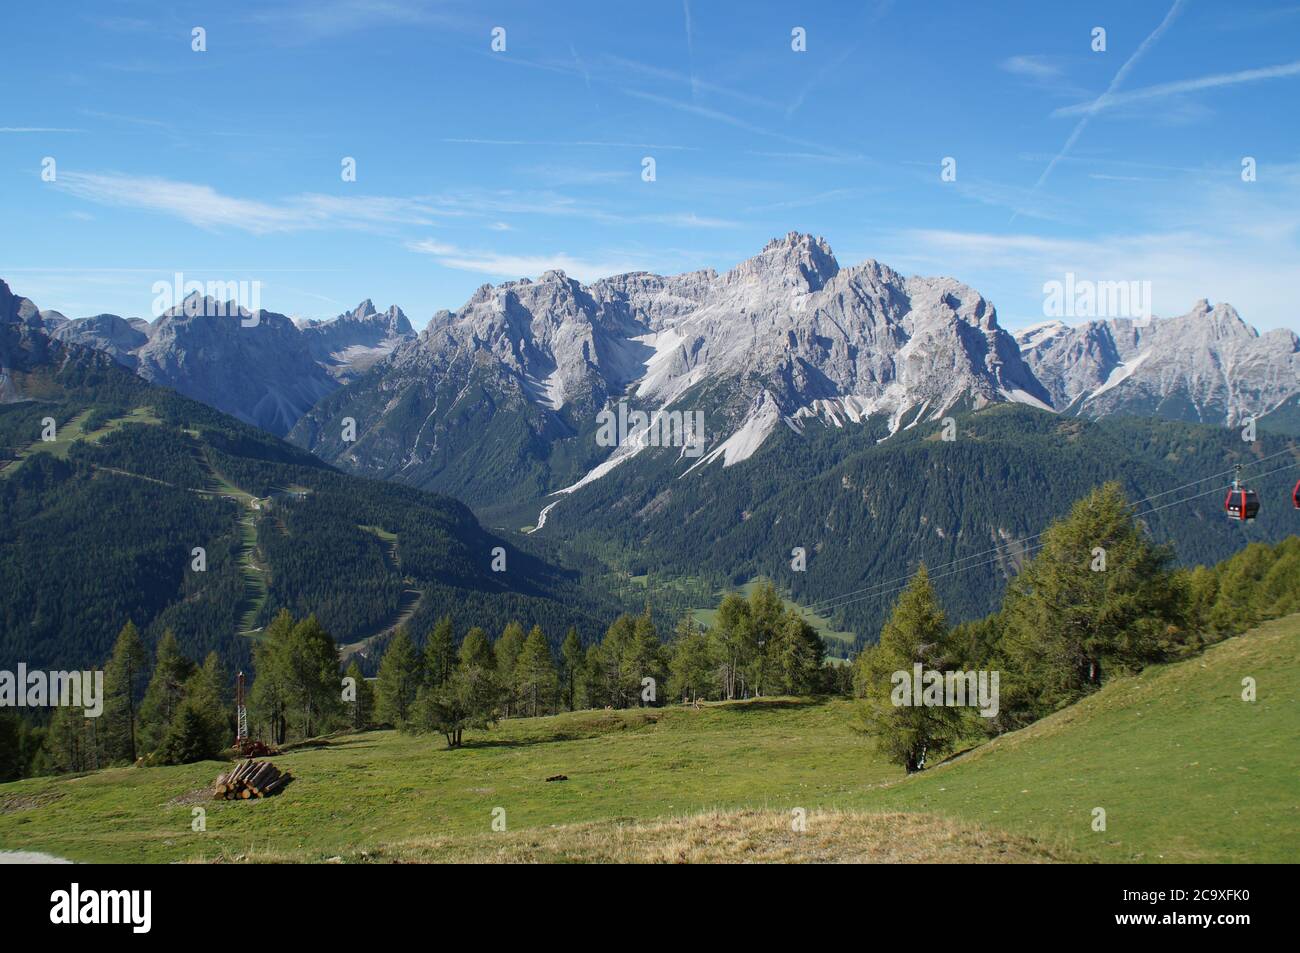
[
  {"left": 11, "top": 236, "right": 1297, "bottom": 514},
  {"left": 6, "top": 235, "right": 1300, "bottom": 654},
  {"left": 1016, "top": 300, "right": 1300, "bottom": 426},
  {"left": 37, "top": 292, "right": 415, "bottom": 436}
]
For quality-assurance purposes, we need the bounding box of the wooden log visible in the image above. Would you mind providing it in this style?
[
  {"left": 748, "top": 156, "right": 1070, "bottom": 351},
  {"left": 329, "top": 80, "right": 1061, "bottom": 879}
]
[{"left": 247, "top": 765, "right": 277, "bottom": 793}]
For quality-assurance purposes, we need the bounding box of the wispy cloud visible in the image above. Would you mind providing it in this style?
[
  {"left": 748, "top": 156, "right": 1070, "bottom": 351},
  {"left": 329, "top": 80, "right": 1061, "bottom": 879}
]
[
  {"left": 52, "top": 171, "right": 445, "bottom": 233},
  {"left": 0, "top": 127, "right": 83, "bottom": 133},
  {"left": 407, "top": 238, "right": 645, "bottom": 283},
  {"left": 441, "top": 137, "right": 700, "bottom": 151},
  {"left": 785, "top": 1, "right": 892, "bottom": 119},
  {"left": 80, "top": 109, "right": 172, "bottom": 130},
  {"left": 744, "top": 188, "right": 871, "bottom": 213},
  {"left": 682, "top": 0, "right": 698, "bottom": 101},
  {"left": 600, "top": 55, "right": 783, "bottom": 111},
  {"left": 890, "top": 210, "right": 1299, "bottom": 331},
  {"left": 621, "top": 88, "right": 850, "bottom": 158},
  {"left": 430, "top": 187, "right": 740, "bottom": 229},
  {"left": 1054, "top": 59, "right": 1300, "bottom": 117},
  {"left": 1000, "top": 55, "right": 1061, "bottom": 80},
  {"left": 244, "top": 0, "right": 472, "bottom": 42},
  {"left": 744, "top": 150, "right": 867, "bottom": 163},
  {"left": 1016, "top": 0, "right": 1186, "bottom": 217}
]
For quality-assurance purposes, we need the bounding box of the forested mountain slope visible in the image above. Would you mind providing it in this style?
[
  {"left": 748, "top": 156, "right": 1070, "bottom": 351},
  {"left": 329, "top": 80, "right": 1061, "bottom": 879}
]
[
  {"left": 0, "top": 324, "right": 611, "bottom": 673},
  {"left": 544, "top": 404, "right": 1300, "bottom": 642}
]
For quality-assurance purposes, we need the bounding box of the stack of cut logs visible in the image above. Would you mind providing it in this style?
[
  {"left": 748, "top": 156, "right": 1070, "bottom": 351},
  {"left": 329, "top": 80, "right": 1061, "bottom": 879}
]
[{"left": 212, "top": 759, "right": 293, "bottom": 800}]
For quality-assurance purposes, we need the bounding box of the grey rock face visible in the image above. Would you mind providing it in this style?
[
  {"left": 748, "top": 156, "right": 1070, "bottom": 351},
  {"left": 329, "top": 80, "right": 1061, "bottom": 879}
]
[
  {"left": 133, "top": 296, "right": 337, "bottom": 435},
  {"left": 295, "top": 233, "right": 1054, "bottom": 501},
  {"left": 299, "top": 299, "right": 415, "bottom": 382},
  {"left": 51, "top": 314, "right": 149, "bottom": 368},
  {"left": 0, "top": 281, "right": 419, "bottom": 434},
  {"left": 1016, "top": 300, "right": 1300, "bottom": 425}
]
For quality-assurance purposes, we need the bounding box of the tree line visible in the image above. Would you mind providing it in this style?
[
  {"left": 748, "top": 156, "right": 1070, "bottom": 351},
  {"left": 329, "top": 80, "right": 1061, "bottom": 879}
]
[
  {"left": 1, "top": 623, "right": 231, "bottom": 780},
  {"left": 9, "top": 480, "right": 1300, "bottom": 780}
]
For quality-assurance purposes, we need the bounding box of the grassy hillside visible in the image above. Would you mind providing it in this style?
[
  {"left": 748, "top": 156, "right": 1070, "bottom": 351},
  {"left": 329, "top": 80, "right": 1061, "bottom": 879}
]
[
  {"left": 1, "top": 614, "right": 1295, "bottom": 863},
  {"left": 872, "top": 614, "right": 1299, "bottom": 862}
]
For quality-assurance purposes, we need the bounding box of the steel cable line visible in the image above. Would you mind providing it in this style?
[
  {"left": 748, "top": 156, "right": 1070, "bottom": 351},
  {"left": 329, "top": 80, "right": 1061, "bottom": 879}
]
[
  {"left": 807, "top": 455, "right": 1300, "bottom": 618},
  {"left": 805, "top": 446, "right": 1298, "bottom": 615}
]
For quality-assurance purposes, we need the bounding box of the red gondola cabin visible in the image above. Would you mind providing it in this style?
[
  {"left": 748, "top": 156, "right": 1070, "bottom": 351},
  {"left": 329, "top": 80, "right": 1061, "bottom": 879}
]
[{"left": 1225, "top": 487, "right": 1260, "bottom": 521}]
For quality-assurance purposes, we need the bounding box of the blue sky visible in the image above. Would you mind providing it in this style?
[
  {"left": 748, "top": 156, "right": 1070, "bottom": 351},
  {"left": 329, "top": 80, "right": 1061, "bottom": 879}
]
[{"left": 3, "top": 0, "right": 1298, "bottom": 331}]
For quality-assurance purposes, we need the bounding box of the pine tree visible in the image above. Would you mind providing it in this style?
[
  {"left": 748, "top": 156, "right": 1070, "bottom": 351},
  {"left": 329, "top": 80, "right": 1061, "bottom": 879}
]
[
  {"left": 45, "top": 705, "right": 93, "bottom": 774},
  {"left": 424, "top": 615, "right": 456, "bottom": 689},
  {"left": 156, "top": 698, "right": 222, "bottom": 765},
  {"left": 621, "top": 610, "right": 663, "bottom": 706},
  {"left": 857, "top": 565, "right": 960, "bottom": 773},
  {"left": 559, "top": 627, "right": 583, "bottom": 711},
  {"left": 600, "top": 614, "right": 636, "bottom": 707},
  {"left": 667, "top": 614, "right": 716, "bottom": 703},
  {"left": 139, "top": 630, "right": 196, "bottom": 755},
  {"left": 343, "top": 660, "right": 374, "bottom": 731},
  {"left": 999, "top": 482, "right": 1184, "bottom": 721},
  {"left": 514, "top": 625, "right": 558, "bottom": 717},
  {"left": 285, "top": 615, "right": 343, "bottom": 739},
  {"left": 459, "top": 627, "right": 495, "bottom": 669},
  {"left": 411, "top": 629, "right": 502, "bottom": 748},
  {"left": 773, "top": 609, "right": 825, "bottom": 696},
  {"left": 578, "top": 642, "right": 606, "bottom": 709},
  {"left": 0, "top": 712, "right": 24, "bottom": 782},
  {"left": 710, "top": 593, "right": 754, "bottom": 700},
  {"left": 494, "top": 621, "right": 526, "bottom": 716},
  {"left": 745, "top": 582, "right": 785, "bottom": 697},
  {"left": 1207, "top": 542, "right": 1275, "bottom": 637},
  {"left": 186, "top": 652, "right": 230, "bottom": 755},
  {"left": 375, "top": 627, "right": 422, "bottom": 728},
  {"left": 102, "top": 621, "right": 150, "bottom": 763},
  {"left": 251, "top": 609, "right": 295, "bottom": 745}
]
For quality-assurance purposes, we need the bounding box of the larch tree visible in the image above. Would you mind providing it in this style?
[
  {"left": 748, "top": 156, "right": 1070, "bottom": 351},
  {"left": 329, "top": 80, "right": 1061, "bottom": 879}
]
[
  {"left": 515, "top": 625, "right": 558, "bottom": 717},
  {"left": 375, "top": 627, "right": 422, "bottom": 728},
  {"left": 424, "top": 615, "right": 456, "bottom": 690},
  {"left": 857, "top": 565, "right": 960, "bottom": 773},
  {"left": 998, "top": 482, "right": 1183, "bottom": 722},
  {"left": 103, "top": 620, "right": 150, "bottom": 764},
  {"left": 559, "top": 627, "right": 583, "bottom": 711}
]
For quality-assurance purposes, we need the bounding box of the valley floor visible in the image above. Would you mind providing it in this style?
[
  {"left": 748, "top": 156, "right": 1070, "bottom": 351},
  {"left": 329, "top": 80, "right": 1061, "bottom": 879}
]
[{"left": 1, "top": 615, "right": 1296, "bottom": 864}]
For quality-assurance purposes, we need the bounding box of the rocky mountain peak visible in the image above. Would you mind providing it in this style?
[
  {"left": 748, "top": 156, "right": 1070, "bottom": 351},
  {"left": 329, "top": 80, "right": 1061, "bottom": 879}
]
[
  {"left": 1017, "top": 298, "right": 1295, "bottom": 425},
  {"left": 0, "top": 279, "right": 43, "bottom": 329},
  {"left": 736, "top": 232, "right": 840, "bottom": 291},
  {"left": 349, "top": 299, "right": 377, "bottom": 320}
]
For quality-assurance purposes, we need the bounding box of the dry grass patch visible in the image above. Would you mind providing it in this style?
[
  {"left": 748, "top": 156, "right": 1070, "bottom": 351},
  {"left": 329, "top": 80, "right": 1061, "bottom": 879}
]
[{"left": 215, "top": 808, "right": 1074, "bottom": 864}]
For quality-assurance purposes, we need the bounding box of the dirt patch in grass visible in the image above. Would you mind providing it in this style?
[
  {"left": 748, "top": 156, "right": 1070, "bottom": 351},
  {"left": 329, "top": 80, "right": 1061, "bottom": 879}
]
[
  {"left": 0, "top": 791, "right": 65, "bottom": 815},
  {"left": 166, "top": 788, "right": 213, "bottom": 808}
]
